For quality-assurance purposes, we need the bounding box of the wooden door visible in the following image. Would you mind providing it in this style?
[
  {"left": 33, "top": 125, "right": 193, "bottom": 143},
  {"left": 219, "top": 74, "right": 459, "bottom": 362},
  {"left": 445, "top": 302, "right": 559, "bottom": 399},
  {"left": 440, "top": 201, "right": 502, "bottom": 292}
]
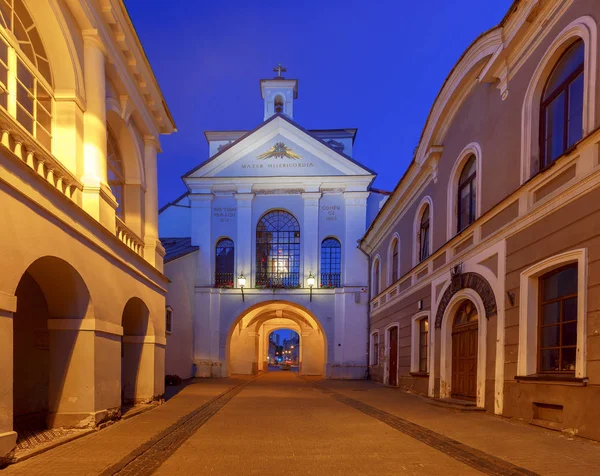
[
  {"left": 388, "top": 327, "right": 398, "bottom": 386},
  {"left": 451, "top": 323, "right": 478, "bottom": 400}
]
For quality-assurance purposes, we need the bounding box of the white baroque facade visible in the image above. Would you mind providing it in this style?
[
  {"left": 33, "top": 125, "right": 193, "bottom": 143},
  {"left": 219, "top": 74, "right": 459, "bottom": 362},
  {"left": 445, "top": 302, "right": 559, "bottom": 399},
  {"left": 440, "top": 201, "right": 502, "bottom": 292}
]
[{"left": 160, "top": 74, "right": 386, "bottom": 379}]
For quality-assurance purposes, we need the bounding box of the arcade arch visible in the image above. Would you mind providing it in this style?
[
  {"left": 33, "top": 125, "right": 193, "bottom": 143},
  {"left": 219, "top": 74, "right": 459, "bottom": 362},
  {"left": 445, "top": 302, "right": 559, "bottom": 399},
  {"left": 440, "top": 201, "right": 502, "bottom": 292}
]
[{"left": 226, "top": 301, "right": 326, "bottom": 377}]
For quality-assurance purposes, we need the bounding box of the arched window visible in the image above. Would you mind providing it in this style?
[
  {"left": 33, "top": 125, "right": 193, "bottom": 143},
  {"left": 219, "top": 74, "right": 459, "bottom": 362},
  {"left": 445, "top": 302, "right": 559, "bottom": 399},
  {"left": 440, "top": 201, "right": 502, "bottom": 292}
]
[
  {"left": 215, "top": 238, "right": 234, "bottom": 288},
  {"left": 256, "top": 210, "right": 300, "bottom": 288},
  {"left": 418, "top": 317, "right": 429, "bottom": 373},
  {"left": 457, "top": 154, "right": 476, "bottom": 232},
  {"left": 0, "top": 0, "right": 53, "bottom": 150},
  {"left": 274, "top": 95, "right": 284, "bottom": 113},
  {"left": 541, "top": 40, "right": 584, "bottom": 168},
  {"left": 390, "top": 237, "right": 399, "bottom": 284},
  {"left": 321, "top": 238, "right": 341, "bottom": 288},
  {"left": 419, "top": 205, "right": 430, "bottom": 262},
  {"left": 107, "top": 127, "right": 125, "bottom": 218},
  {"left": 372, "top": 258, "right": 380, "bottom": 296}
]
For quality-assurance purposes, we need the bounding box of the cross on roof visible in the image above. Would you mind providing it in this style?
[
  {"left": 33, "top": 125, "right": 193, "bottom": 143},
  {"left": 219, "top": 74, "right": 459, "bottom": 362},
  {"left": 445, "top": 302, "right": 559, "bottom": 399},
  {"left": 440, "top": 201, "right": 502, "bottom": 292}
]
[{"left": 273, "top": 62, "right": 286, "bottom": 78}]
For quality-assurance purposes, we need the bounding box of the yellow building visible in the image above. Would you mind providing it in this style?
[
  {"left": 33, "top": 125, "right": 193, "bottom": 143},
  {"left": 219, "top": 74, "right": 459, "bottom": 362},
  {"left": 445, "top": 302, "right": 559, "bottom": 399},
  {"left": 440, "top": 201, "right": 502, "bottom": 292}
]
[{"left": 0, "top": 0, "right": 174, "bottom": 461}]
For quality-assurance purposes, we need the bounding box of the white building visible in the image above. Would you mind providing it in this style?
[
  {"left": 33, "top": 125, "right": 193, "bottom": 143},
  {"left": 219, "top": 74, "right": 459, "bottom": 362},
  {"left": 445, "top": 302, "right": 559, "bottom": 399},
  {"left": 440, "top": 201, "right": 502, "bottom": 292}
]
[{"left": 159, "top": 68, "right": 387, "bottom": 379}]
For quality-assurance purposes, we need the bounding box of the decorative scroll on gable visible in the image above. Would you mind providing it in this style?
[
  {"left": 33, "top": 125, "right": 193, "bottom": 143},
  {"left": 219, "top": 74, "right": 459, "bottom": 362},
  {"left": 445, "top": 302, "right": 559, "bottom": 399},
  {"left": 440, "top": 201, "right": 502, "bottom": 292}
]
[{"left": 434, "top": 272, "right": 497, "bottom": 328}]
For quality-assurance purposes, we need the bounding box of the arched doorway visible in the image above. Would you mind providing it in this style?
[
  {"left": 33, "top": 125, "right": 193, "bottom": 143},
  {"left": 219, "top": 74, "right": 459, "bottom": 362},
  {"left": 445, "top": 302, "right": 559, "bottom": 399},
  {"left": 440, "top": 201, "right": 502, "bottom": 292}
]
[
  {"left": 226, "top": 301, "right": 326, "bottom": 377},
  {"left": 13, "top": 257, "right": 92, "bottom": 435},
  {"left": 121, "top": 298, "right": 155, "bottom": 404},
  {"left": 451, "top": 300, "right": 478, "bottom": 401}
]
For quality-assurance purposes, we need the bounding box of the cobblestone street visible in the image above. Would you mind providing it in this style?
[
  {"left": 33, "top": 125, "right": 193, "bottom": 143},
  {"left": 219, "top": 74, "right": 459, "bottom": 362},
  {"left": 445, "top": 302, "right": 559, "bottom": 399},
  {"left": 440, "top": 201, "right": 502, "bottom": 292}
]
[{"left": 4, "top": 372, "right": 600, "bottom": 475}]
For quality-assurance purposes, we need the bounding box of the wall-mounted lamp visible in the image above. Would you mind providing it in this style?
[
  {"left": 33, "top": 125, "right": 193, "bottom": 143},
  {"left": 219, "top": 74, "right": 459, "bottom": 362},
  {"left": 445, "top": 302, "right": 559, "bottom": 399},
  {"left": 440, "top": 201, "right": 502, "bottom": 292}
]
[
  {"left": 237, "top": 274, "right": 246, "bottom": 301},
  {"left": 307, "top": 272, "right": 315, "bottom": 302}
]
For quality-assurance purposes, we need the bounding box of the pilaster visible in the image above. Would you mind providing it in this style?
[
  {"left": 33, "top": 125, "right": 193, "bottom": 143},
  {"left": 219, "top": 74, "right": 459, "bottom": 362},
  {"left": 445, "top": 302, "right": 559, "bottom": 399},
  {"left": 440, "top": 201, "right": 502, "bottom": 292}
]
[
  {"left": 343, "top": 192, "right": 369, "bottom": 286},
  {"left": 81, "top": 30, "right": 115, "bottom": 230},
  {"left": 235, "top": 193, "right": 254, "bottom": 284},
  {"left": 302, "top": 192, "right": 321, "bottom": 285},
  {"left": 143, "top": 136, "right": 161, "bottom": 267},
  {"left": 190, "top": 193, "right": 214, "bottom": 287}
]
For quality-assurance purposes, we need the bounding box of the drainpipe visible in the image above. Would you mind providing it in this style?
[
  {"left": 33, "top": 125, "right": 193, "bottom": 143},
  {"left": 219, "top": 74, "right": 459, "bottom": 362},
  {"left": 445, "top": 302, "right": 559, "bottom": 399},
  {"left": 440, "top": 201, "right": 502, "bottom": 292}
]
[{"left": 357, "top": 238, "right": 371, "bottom": 380}]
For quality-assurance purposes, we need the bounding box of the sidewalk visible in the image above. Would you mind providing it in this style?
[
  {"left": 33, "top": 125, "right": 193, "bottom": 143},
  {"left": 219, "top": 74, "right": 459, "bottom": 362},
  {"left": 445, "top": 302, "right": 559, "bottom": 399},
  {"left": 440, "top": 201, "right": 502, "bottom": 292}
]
[
  {"left": 2, "top": 378, "right": 246, "bottom": 475},
  {"left": 313, "top": 378, "right": 600, "bottom": 475}
]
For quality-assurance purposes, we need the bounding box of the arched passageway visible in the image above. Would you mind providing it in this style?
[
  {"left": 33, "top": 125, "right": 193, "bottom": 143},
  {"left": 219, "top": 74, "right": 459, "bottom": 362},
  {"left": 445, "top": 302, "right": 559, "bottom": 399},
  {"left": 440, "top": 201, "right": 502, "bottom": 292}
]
[
  {"left": 13, "top": 257, "right": 92, "bottom": 434},
  {"left": 121, "top": 297, "right": 155, "bottom": 404},
  {"left": 227, "top": 301, "right": 326, "bottom": 377}
]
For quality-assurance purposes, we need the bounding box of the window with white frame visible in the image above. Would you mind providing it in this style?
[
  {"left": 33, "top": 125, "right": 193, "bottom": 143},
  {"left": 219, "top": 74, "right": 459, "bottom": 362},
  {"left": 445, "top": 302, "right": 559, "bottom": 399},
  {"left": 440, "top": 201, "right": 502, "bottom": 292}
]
[
  {"left": 371, "top": 332, "right": 379, "bottom": 366},
  {"left": 390, "top": 237, "right": 399, "bottom": 284},
  {"left": 457, "top": 155, "right": 476, "bottom": 232},
  {"left": 518, "top": 249, "right": 587, "bottom": 378},
  {"left": 165, "top": 306, "right": 173, "bottom": 334},
  {"left": 418, "top": 205, "right": 430, "bottom": 262},
  {"left": 418, "top": 318, "right": 429, "bottom": 373},
  {"left": 372, "top": 257, "right": 381, "bottom": 296},
  {"left": 0, "top": 1, "right": 53, "bottom": 150},
  {"left": 540, "top": 40, "right": 584, "bottom": 169}
]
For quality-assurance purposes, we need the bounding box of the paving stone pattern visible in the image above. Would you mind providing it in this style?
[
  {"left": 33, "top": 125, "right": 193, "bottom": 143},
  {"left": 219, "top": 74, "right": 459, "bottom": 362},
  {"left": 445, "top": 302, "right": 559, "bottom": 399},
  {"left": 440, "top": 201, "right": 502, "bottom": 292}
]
[
  {"left": 101, "top": 379, "right": 252, "bottom": 476},
  {"left": 308, "top": 381, "right": 537, "bottom": 476}
]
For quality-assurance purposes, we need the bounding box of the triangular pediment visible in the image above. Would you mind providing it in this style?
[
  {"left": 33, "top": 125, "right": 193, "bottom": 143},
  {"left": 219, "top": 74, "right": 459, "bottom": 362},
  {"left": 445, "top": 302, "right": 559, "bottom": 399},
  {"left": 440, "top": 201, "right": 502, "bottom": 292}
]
[{"left": 184, "top": 115, "right": 374, "bottom": 179}]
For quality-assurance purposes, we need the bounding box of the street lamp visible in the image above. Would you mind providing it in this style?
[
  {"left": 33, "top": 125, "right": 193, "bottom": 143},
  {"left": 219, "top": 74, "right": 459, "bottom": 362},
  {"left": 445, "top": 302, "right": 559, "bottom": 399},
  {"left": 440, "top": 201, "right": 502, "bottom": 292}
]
[
  {"left": 307, "top": 272, "right": 315, "bottom": 302},
  {"left": 237, "top": 274, "right": 246, "bottom": 301}
]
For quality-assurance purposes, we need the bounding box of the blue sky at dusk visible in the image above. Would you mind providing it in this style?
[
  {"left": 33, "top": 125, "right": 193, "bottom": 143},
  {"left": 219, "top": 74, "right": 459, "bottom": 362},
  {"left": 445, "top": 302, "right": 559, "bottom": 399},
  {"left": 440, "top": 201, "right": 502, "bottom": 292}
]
[{"left": 125, "top": 0, "right": 514, "bottom": 207}]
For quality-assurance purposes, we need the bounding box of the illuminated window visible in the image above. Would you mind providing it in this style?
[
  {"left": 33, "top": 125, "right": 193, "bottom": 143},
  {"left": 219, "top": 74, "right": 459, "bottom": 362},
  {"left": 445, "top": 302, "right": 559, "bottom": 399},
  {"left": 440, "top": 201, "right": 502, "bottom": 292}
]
[
  {"left": 320, "top": 238, "right": 341, "bottom": 288},
  {"left": 215, "top": 238, "right": 234, "bottom": 287},
  {"left": 541, "top": 40, "right": 584, "bottom": 168},
  {"left": 256, "top": 210, "right": 300, "bottom": 288},
  {"left": 107, "top": 127, "right": 125, "bottom": 218},
  {"left": 0, "top": 0, "right": 53, "bottom": 150}
]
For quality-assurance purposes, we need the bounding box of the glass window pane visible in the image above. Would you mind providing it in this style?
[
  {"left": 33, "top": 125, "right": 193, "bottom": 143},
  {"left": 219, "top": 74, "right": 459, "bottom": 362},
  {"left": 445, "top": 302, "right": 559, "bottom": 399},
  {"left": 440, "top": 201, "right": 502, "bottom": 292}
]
[
  {"left": 17, "top": 82, "right": 33, "bottom": 114},
  {"left": 544, "top": 93, "right": 565, "bottom": 164},
  {"left": 568, "top": 73, "right": 584, "bottom": 147},
  {"left": 561, "top": 347, "right": 576, "bottom": 372},
  {"left": 563, "top": 297, "right": 577, "bottom": 322},
  {"left": 540, "top": 348, "right": 559, "bottom": 372},
  {"left": 541, "top": 325, "right": 560, "bottom": 348},
  {"left": 16, "top": 106, "right": 33, "bottom": 132},
  {"left": 543, "top": 266, "right": 577, "bottom": 301},
  {"left": 541, "top": 302, "right": 560, "bottom": 325},
  {"left": 562, "top": 322, "right": 577, "bottom": 347},
  {"left": 544, "top": 41, "right": 584, "bottom": 98}
]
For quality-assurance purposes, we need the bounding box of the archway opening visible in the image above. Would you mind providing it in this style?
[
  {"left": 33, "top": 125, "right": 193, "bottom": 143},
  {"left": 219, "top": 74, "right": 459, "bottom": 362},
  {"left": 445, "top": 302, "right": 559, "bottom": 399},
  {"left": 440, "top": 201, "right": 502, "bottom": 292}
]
[
  {"left": 13, "top": 257, "right": 92, "bottom": 443},
  {"left": 268, "top": 329, "right": 300, "bottom": 372},
  {"left": 121, "top": 297, "right": 154, "bottom": 405},
  {"left": 227, "top": 301, "right": 326, "bottom": 377}
]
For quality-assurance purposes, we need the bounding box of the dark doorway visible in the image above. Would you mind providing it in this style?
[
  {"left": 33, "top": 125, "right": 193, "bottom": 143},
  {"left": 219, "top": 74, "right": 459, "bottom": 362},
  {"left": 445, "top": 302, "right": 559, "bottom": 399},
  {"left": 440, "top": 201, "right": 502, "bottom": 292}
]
[{"left": 388, "top": 326, "right": 398, "bottom": 386}]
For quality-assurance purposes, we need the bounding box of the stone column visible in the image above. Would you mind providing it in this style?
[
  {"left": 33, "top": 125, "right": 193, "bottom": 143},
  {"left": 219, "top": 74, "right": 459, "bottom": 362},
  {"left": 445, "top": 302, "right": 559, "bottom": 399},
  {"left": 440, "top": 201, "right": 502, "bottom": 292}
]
[
  {"left": 343, "top": 192, "right": 369, "bottom": 286},
  {"left": 235, "top": 193, "right": 254, "bottom": 284},
  {"left": 0, "top": 294, "right": 17, "bottom": 461},
  {"left": 143, "top": 136, "right": 161, "bottom": 267},
  {"left": 190, "top": 193, "right": 213, "bottom": 287},
  {"left": 302, "top": 192, "right": 321, "bottom": 285},
  {"left": 81, "top": 30, "right": 115, "bottom": 230}
]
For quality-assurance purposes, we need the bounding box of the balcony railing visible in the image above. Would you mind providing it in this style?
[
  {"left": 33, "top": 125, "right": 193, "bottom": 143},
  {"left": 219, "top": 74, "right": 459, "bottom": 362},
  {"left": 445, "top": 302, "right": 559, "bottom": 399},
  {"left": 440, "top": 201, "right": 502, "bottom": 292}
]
[
  {"left": 115, "top": 217, "right": 144, "bottom": 256},
  {"left": 320, "top": 272, "right": 341, "bottom": 288},
  {"left": 215, "top": 272, "right": 234, "bottom": 288},
  {"left": 256, "top": 272, "right": 300, "bottom": 289}
]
